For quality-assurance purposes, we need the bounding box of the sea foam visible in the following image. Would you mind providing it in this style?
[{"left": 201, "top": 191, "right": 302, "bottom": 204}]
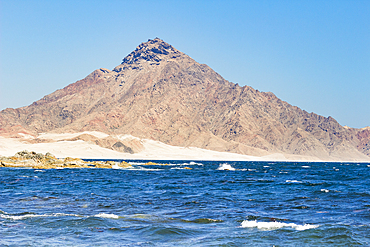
[
  {"left": 217, "top": 163, "right": 235, "bottom": 171},
  {"left": 95, "top": 213, "right": 119, "bottom": 219},
  {"left": 286, "top": 180, "right": 302, "bottom": 183},
  {"left": 240, "top": 220, "right": 319, "bottom": 231},
  {"left": 0, "top": 213, "right": 80, "bottom": 220},
  {"left": 188, "top": 161, "right": 203, "bottom": 166}
]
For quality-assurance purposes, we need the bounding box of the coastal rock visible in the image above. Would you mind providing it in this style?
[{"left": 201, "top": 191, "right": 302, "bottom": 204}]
[{"left": 0, "top": 151, "right": 136, "bottom": 169}]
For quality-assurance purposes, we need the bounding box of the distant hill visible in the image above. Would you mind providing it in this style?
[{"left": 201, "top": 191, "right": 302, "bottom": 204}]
[{"left": 1, "top": 38, "right": 369, "bottom": 161}]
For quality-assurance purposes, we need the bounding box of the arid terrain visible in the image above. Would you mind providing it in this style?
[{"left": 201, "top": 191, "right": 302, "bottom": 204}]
[{"left": 1, "top": 38, "right": 369, "bottom": 161}]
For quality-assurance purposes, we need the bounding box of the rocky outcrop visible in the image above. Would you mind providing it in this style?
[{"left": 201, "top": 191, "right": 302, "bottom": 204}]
[
  {"left": 0, "top": 150, "right": 171, "bottom": 169},
  {"left": 20, "top": 133, "right": 144, "bottom": 154},
  {"left": 0, "top": 38, "right": 369, "bottom": 161},
  {"left": 59, "top": 134, "right": 144, "bottom": 154},
  {"left": 356, "top": 127, "right": 370, "bottom": 157},
  {"left": 0, "top": 150, "right": 132, "bottom": 169}
]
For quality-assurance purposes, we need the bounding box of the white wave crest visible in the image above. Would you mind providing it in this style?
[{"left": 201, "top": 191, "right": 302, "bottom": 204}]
[
  {"left": 239, "top": 168, "right": 258, "bottom": 172},
  {"left": 189, "top": 161, "right": 203, "bottom": 166},
  {"left": 241, "top": 220, "right": 319, "bottom": 231},
  {"left": 95, "top": 213, "right": 119, "bottom": 219},
  {"left": 286, "top": 180, "right": 302, "bottom": 183},
  {"left": 177, "top": 162, "right": 203, "bottom": 166},
  {"left": 0, "top": 213, "right": 80, "bottom": 220},
  {"left": 217, "top": 163, "right": 235, "bottom": 171}
]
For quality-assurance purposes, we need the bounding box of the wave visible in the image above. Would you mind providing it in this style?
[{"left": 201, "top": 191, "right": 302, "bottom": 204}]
[
  {"left": 187, "top": 161, "right": 203, "bottom": 166},
  {"left": 240, "top": 220, "right": 319, "bottom": 231},
  {"left": 184, "top": 218, "right": 223, "bottom": 224},
  {"left": 94, "top": 213, "right": 119, "bottom": 219},
  {"left": 286, "top": 180, "right": 302, "bottom": 183},
  {"left": 217, "top": 163, "right": 235, "bottom": 171},
  {"left": 0, "top": 213, "right": 81, "bottom": 220},
  {"left": 1, "top": 212, "right": 120, "bottom": 220}
]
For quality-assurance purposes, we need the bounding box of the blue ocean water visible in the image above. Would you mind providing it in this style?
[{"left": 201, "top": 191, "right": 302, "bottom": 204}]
[{"left": 1, "top": 161, "right": 369, "bottom": 246}]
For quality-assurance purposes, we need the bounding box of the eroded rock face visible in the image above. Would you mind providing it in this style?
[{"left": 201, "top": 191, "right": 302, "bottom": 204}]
[
  {"left": 356, "top": 128, "right": 370, "bottom": 156},
  {"left": 119, "top": 37, "right": 181, "bottom": 65},
  {"left": 59, "top": 134, "right": 144, "bottom": 154},
  {"left": 0, "top": 38, "right": 369, "bottom": 161}
]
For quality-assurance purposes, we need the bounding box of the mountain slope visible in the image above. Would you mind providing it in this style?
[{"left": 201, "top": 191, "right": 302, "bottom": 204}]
[{"left": 1, "top": 38, "right": 369, "bottom": 161}]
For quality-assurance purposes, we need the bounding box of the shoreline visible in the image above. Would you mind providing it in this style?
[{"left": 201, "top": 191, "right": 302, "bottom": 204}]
[
  {"left": 0, "top": 150, "right": 173, "bottom": 169},
  {"left": 1, "top": 151, "right": 369, "bottom": 170},
  {"left": 83, "top": 158, "right": 370, "bottom": 164},
  {"left": 1, "top": 132, "right": 369, "bottom": 163}
]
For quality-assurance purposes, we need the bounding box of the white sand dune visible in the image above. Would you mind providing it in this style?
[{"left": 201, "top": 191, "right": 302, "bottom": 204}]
[
  {"left": 0, "top": 132, "right": 262, "bottom": 161},
  {"left": 0, "top": 131, "right": 322, "bottom": 161},
  {"left": 37, "top": 131, "right": 110, "bottom": 140}
]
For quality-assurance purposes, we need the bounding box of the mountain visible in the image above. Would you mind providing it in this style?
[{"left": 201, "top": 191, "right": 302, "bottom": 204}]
[{"left": 1, "top": 38, "right": 369, "bottom": 161}]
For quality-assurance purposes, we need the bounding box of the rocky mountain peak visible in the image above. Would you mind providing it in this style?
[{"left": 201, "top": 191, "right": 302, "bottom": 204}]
[
  {"left": 120, "top": 38, "right": 182, "bottom": 65},
  {"left": 1, "top": 38, "right": 369, "bottom": 161}
]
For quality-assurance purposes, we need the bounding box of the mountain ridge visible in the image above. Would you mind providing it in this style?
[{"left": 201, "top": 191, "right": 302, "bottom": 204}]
[{"left": 1, "top": 38, "right": 369, "bottom": 161}]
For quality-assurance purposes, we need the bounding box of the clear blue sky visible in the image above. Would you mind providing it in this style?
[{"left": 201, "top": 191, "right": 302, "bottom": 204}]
[{"left": 1, "top": 0, "right": 369, "bottom": 128}]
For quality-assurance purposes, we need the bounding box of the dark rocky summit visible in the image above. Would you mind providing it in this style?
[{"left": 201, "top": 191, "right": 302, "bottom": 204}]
[{"left": 0, "top": 38, "right": 369, "bottom": 161}]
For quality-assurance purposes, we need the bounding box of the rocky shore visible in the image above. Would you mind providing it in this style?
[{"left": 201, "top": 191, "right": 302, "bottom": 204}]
[{"left": 0, "top": 150, "right": 136, "bottom": 169}]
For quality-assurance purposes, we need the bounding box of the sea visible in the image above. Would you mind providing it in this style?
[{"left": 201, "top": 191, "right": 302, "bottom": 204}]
[{"left": 1, "top": 160, "right": 369, "bottom": 246}]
